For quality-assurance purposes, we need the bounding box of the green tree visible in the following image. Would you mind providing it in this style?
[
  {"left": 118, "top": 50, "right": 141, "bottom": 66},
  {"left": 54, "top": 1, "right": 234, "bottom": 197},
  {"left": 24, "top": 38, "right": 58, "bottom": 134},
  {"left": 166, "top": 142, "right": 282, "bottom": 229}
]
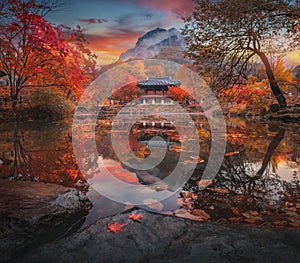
[{"left": 183, "top": 0, "right": 300, "bottom": 108}]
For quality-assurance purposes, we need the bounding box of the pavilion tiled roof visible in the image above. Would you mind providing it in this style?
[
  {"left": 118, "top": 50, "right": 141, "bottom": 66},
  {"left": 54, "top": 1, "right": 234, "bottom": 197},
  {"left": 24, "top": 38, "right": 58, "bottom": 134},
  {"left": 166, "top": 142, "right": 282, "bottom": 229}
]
[{"left": 137, "top": 77, "right": 181, "bottom": 88}]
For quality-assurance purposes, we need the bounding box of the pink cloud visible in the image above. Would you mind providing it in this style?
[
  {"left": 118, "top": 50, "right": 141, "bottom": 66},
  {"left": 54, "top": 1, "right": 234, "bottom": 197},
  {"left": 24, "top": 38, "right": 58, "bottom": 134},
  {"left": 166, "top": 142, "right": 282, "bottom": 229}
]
[{"left": 123, "top": 0, "right": 195, "bottom": 17}]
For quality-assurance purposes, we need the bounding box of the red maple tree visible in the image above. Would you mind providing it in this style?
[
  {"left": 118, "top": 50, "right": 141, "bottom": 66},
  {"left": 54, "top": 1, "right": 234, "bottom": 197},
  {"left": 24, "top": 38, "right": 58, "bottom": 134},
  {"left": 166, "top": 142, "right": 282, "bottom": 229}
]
[{"left": 0, "top": 0, "right": 97, "bottom": 104}]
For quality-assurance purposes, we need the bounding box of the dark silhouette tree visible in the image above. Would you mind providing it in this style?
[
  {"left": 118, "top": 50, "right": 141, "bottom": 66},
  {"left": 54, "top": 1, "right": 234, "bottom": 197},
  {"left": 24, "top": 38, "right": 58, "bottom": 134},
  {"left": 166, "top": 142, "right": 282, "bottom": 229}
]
[{"left": 183, "top": 0, "right": 300, "bottom": 108}]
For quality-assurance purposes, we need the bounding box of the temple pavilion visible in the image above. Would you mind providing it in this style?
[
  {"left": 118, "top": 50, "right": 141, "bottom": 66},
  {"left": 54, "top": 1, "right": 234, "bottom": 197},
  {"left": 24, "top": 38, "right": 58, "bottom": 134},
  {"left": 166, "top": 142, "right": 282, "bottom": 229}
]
[{"left": 137, "top": 77, "right": 181, "bottom": 105}]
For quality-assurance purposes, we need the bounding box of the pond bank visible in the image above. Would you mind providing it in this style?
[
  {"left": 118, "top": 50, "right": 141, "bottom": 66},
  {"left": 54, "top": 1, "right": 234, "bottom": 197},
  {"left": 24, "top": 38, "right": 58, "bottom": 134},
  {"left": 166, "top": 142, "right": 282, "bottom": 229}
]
[
  {"left": 226, "top": 103, "right": 300, "bottom": 122},
  {"left": 17, "top": 209, "right": 300, "bottom": 263}
]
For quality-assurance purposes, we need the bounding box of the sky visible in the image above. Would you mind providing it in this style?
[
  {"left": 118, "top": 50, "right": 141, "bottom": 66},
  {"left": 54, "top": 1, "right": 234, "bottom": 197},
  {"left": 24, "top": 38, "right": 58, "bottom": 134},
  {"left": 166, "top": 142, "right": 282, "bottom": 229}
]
[
  {"left": 45, "top": 0, "right": 300, "bottom": 66},
  {"left": 46, "top": 0, "right": 195, "bottom": 65}
]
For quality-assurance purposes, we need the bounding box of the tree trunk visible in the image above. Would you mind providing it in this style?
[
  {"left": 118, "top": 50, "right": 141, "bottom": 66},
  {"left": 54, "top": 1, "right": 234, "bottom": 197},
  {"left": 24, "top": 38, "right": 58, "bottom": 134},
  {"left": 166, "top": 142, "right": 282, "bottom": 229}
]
[{"left": 256, "top": 51, "right": 287, "bottom": 108}]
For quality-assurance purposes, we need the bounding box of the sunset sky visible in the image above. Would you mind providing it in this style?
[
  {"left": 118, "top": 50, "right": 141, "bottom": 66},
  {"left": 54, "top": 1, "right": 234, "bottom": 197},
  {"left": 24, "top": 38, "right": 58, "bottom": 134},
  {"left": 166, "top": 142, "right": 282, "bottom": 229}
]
[{"left": 46, "top": 0, "right": 300, "bottom": 66}]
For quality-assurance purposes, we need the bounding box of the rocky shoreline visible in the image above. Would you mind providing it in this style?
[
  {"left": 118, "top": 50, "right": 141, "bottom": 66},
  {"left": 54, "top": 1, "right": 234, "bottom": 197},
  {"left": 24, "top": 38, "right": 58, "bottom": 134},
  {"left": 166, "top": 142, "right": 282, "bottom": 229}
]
[
  {"left": 0, "top": 180, "right": 92, "bottom": 262},
  {"left": 16, "top": 209, "right": 300, "bottom": 263},
  {"left": 0, "top": 179, "right": 300, "bottom": 262}
]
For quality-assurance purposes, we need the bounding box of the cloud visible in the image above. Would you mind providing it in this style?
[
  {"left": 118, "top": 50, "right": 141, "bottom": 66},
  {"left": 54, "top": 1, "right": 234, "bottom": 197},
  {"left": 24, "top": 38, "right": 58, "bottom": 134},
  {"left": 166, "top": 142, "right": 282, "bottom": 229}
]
[
  {"left": 85, "top": 28, "right": 143, "bottom": 58},
  {"left": 79, "top": 18, "right": 109, "bottom": 24},
  {"left": 122, "top": 0, "right": 195, "bottom": 17},
  {"left": 115, "top": 12, "right": 154, "bottom": 26},
  {"left": 85, "top": 30, "right": 141, "bottom": 64}
]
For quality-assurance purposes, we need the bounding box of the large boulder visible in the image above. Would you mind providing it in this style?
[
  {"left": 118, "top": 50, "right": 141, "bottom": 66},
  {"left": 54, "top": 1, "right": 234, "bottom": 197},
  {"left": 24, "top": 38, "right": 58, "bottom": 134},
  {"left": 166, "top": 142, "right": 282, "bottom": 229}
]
[
  {"left": 0, "top": 179, "right": 91, "bottom": 261},
  {"left": 17, "top": 209, "right": 300, "bottom": 263}
]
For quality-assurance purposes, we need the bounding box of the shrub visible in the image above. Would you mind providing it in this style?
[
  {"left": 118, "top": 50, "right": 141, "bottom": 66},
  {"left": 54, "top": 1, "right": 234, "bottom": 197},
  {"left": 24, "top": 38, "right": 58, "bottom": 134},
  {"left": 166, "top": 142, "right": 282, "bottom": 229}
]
[{"left": 28, "top": 88, "right": 75, "bottom": 119}]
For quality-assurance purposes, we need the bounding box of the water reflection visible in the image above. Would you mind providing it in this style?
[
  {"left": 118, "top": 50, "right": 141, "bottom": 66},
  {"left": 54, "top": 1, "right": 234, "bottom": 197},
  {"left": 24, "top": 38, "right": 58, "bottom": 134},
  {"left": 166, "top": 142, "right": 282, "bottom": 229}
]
[
  {"left": 179, "top": 121, "right": 300, "bottom": 227},
  {"left": 0, "top": 118, "right": 299, "bottom": 227},
  {"left": 0, "top": 121, "right": 87, "bottom": 191}
]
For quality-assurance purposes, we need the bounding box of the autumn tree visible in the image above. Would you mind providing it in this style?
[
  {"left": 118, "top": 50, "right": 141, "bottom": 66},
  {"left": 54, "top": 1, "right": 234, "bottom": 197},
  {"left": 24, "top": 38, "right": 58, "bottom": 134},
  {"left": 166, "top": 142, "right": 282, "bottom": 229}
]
[
  {"left": 0, "top": 0, "right": 97, "bottom": 105},
  {"left": 183, "top": 0, "right": 300, "bottom": 108}
]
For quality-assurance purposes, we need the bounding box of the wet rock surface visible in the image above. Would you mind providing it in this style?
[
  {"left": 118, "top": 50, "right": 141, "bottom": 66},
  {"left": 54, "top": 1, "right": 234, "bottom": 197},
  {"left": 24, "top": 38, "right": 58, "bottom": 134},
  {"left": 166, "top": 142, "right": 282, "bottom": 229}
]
[
  {"left": 0, "top": 179, "right": 91, "bottom": 262},
  {"left": 17, "top": 209, "right": 300, "bottom": 263}
]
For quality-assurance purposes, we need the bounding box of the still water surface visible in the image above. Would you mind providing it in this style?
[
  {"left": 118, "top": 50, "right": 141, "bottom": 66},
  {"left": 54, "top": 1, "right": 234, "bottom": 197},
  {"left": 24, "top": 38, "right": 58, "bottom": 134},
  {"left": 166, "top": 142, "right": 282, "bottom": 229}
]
[{"left": 0, "top": 117, "right": 299, "bottom": 227}]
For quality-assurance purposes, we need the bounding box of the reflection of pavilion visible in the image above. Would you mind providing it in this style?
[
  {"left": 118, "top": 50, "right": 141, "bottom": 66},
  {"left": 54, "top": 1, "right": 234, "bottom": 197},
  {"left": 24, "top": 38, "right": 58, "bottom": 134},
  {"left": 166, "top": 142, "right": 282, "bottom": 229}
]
[
  {"left": 137, "top": 77, "right": 181, "bottom": 105},
  {"left": 138, "top": 140, "right": 179, "bottom": 149}
]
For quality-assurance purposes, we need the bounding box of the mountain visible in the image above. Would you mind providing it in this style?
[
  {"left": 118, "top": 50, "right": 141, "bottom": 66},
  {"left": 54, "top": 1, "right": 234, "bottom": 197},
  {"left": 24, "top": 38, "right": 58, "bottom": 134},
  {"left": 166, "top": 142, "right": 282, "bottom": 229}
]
[{"left": 119, "top": 28, "right": 186, "bottom": 61}]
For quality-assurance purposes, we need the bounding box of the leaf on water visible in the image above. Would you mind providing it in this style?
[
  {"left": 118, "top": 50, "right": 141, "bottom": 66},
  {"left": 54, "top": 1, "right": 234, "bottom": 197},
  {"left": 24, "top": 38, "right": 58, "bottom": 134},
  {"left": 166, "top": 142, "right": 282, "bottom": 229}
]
[
  {"left": 224, "top": 151, "right": 240, "bottom": 157},
  {"left": 231, "top": 207, "right": 240, "bottom": 215},
  {"left": 207, "top": 187, "right": 230, "bottom": 194},
  {"left": 244, "top": 217, "right": 261, "bottom": 224},
  {"left": 285, "top": 202, "right": 294, "bottom": 207},
  {"left": 228, "top": 217, "right": 243, "bottom": 223},
  {"left": 173, "top": 209, "right": 204, "bottom": 222},
  {"left": 181, "top": 191, "right": 198, "bottom": 200},
  {"left": 250, "top": 211, "right": 259, "bottom": 217},
  {"left": 287, "top": 207, "right": 297, "bottom": 212},
  {"left": 128, "top": 212, "right": 144, "bottom": 223},
  {"left": 285, "top": 211, "right": 300, "bottom": 220},
  {"left": 107, "top": 221, "right": 127, "bottom": 233},
  {"left": 289, "top": 221, "right": 300, "bottom": 227},
  {"left": 272, "top": 220, "right": 287, "bottom": 226},
  {"left": 197, "top": 180, "right": 213, "bottom": 188},
  {"left": 242, "top": 212, "right": 251, "bottom": 218},
  {"left": 143, "top": 199, "right": 164, "bottom": 211},
  {"left": 191, "top": 209, "right": 210, "bottom": 220}
]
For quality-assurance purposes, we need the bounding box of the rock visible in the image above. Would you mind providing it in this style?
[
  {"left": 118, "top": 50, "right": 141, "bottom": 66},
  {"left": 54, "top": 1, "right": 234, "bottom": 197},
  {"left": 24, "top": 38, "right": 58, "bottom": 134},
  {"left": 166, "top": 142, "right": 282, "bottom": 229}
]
[
  {"left": 17, "top": 209, "right": 300, "bottom": 263},
  {"left": 0, "top": 179, "right": 91, "bottom": 261}
]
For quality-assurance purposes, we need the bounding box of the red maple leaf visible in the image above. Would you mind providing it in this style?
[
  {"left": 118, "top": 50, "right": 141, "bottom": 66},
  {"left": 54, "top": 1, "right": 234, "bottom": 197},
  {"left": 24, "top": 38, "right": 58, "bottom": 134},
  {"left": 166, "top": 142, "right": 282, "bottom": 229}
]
[
  {"left": 128, "top": 213, "right": 144, "bottom": 223},
  {"left": 107, "top": 222, "right": 127, "bottom": 233}
]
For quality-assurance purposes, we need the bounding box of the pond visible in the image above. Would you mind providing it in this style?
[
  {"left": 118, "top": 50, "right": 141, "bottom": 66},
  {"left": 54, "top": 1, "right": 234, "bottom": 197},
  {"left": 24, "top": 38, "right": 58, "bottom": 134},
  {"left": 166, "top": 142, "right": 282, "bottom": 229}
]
[{"left": 0, "top": 116, "right": 299, "bottom": 228}]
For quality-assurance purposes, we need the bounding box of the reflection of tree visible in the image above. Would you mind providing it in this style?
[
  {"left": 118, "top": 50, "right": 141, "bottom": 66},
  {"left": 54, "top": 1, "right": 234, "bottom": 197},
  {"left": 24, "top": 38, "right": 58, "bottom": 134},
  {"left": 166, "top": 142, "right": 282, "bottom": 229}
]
[
  {"left": 0, "top": 124, "right": 87, "bottom": 190},
  {"left": 181, "top": 122, "right": 300, "bottom": 227},
  {"left": 3, "top": 131, "right": 36, "bottom": 178},
  {"left": 213, "top": 127, "right": 286, "bottom": 196},
  {"left": 256, "top": 128, "right": 285, "bottom": 177}
]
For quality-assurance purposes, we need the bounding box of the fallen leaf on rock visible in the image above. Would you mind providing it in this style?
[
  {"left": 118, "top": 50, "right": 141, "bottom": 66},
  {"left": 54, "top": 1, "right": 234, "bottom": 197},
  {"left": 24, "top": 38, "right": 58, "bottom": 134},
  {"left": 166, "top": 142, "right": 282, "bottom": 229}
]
[
  {"left": 128, "top": 213, "right": 144, "bottom": 223},
  {"left": 107, "top": 222, "right": 127, "bottom": 233},
  {"left": 296, "top": 203, "right": 300, "bottom": 209}
]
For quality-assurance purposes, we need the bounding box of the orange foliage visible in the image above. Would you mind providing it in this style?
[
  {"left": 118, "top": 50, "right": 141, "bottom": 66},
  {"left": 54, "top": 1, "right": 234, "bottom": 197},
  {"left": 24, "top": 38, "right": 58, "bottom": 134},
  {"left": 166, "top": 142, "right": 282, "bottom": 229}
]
[
  {"left": 128, "top": 213, "right": 144, "bottom": 222},
  {"left": 0, "top": 1, "right": 97, "bottom": 102},
  {"left": 107, "top": 222, "right": 127, "bottom": 233}
]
